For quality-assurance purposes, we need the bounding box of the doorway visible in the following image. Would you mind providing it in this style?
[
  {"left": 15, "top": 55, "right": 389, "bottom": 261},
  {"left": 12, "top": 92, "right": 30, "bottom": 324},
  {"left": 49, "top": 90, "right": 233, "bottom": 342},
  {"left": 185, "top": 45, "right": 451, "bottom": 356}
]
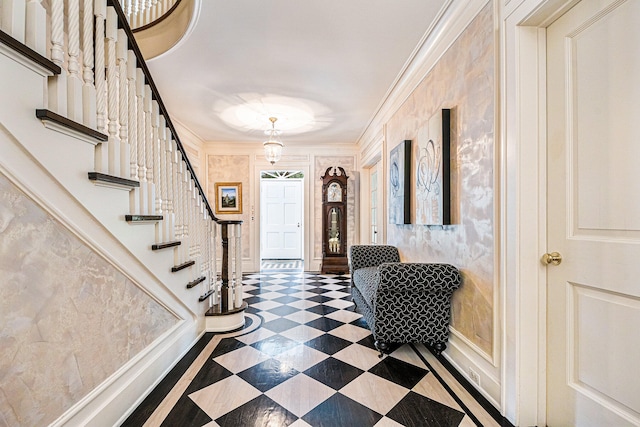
[
  {"left": 545, "top": 0, "right": 640, "bottom": 425},
  {"left": 260, "top": 171, "right": 304, "bottom": 263}
]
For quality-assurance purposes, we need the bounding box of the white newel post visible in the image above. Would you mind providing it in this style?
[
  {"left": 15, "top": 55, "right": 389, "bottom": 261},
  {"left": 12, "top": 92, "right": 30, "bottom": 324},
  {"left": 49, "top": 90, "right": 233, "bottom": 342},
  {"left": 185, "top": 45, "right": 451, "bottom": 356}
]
[
  {"left": 81, "top": 0, "right": 96, "bottom": 128},
  {"left": 234, "top": 223, "right": 243, "bottom": 308},
  {"left": 66, "top": 0, "right": 83, "bottom": 122},
  {"left": 48, "top": 0, "right": 67, "bottom": 115},
  {"left": 117, "top": 29, "right": 130, "bottom": 179}
]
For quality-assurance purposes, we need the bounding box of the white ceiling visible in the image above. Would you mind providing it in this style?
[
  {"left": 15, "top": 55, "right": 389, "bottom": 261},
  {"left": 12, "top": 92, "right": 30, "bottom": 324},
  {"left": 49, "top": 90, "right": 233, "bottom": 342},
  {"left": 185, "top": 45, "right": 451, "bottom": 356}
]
[{"left": 146, "top": 0, "right": 449, "bottom": 146}]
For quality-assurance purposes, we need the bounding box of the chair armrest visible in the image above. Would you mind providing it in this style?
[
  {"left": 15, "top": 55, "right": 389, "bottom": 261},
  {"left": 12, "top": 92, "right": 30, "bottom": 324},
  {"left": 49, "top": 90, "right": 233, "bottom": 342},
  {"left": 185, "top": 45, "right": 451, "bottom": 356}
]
[
  {"left": 377, "top": 263, "right": 461, "bottom": 293},
  {"left": 349, "top": 245, "right": 401, "bottom": 272}
]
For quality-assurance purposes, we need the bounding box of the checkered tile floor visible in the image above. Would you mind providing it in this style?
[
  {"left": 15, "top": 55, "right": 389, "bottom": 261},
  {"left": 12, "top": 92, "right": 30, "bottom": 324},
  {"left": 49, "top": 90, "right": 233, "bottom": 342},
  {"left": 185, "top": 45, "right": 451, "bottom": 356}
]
[{"left": 126, "top": 271, "right": 493, "bottom": 427}]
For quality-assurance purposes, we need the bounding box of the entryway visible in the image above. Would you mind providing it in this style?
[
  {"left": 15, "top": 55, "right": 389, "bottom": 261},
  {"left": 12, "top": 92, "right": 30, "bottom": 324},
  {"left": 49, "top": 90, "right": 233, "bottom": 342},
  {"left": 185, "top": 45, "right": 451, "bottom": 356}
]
[{"left": 260, "top": 170, "right": 304, "bottom": 262}]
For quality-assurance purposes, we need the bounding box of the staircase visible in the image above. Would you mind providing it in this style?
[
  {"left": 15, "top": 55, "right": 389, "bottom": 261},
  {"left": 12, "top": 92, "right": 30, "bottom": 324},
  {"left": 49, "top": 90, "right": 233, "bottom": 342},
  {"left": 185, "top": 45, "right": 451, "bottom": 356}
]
[{"left": 0, "top": 1, "right": 243, "bottom": 425}]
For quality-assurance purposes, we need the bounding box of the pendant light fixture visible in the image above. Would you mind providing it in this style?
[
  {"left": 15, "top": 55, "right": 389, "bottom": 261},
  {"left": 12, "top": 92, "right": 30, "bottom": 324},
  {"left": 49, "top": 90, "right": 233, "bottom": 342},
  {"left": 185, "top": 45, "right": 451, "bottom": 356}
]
[{"left": 263, "top": 117, "right": 283, "bottom": 165}]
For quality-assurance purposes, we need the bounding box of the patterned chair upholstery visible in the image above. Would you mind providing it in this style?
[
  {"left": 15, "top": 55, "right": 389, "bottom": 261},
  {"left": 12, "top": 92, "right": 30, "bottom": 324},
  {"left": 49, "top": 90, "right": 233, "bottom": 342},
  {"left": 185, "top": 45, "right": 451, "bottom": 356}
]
[{"left": 349, "top": 245, "right": 461, "bottom": 355}]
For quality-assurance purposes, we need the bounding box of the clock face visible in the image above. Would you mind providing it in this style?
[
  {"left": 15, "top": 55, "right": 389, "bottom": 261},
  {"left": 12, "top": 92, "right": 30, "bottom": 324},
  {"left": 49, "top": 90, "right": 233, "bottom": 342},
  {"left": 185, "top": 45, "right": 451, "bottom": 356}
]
[{"left": 328, "top": 182, "right": 342, "bottom": 202}]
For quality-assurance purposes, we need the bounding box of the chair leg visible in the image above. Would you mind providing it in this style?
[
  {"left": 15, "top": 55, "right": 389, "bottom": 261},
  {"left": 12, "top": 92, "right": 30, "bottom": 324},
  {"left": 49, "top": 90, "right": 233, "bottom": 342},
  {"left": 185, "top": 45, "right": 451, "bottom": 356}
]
[
  {"left": 374, "top": 340, "right": 390, "bottom": 358},
  {"left": 432, "top": 342, "right": 446, "bottom": 354}
]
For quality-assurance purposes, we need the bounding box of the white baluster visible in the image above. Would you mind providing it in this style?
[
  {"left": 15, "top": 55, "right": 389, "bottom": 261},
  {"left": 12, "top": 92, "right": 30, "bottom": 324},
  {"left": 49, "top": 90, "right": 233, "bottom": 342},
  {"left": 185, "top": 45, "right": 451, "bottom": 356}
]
[
  {"left": 151, "top": 0, "right": 158, "bottom": 20},
  {"left": 152, "top": 101, "right": 162, "bottom": 217},
  {"left": 67, "top": 0, "right": 82, "bottom": 122},
  {"left": 81, "top": 0, "right": 96, "bottom": 128},
  {"left": 48, "top": 0, "right": 67, "bottom": 115},
  {"left": 105, "top": 7, "right": 119, "bottom": 176},
  {"left": 135, "top": 68, "right": 147, "bottom": 213},
  {"left": 174, "top": 157, "right": 183, "bottom": 266},
  {"left": 158, "top": 116, "right": 167, "bottom": 215},
  {"left": 127, "top": 51, "right": 137, "bottom": 181},
  {"left": 165, "top": 138, "right": 175, "bottom": 241},
  {"left": 26, "top": 0, "right": 46, "bottom": 56},
  {"left": 94, "top": 0, "right": 107, "bottom": 132},
  {"left": 144, "top": 85, "right": 155, "bottom": 213},
  {"left": 159, "top": 123, "right": 169, "bottom": 242},
  {"left": 117, "top": 29, "right": 130, "bottom": 179}
]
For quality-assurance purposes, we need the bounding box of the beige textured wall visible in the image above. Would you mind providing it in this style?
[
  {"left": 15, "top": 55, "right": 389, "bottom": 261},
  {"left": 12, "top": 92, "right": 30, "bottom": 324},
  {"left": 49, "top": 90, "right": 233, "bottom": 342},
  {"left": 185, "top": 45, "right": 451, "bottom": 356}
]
[
  {"left": 0, "top": 173, "right": 179, "bottom": 426},
  {"left": 314, "top": 157, "right": 358, "bottom": 259},
  {"left": 386, "top": 4, "right": 494, "bottom": 355},
  {"left": 207, "top": 155, "right": 251, "bottom": 258}
]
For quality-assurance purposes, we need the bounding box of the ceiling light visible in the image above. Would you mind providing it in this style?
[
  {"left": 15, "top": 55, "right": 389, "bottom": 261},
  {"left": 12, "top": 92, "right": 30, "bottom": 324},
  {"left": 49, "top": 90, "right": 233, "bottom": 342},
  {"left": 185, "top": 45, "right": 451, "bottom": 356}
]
[{"left": 263, "top": 117, "right": 283, "bottom": 165}]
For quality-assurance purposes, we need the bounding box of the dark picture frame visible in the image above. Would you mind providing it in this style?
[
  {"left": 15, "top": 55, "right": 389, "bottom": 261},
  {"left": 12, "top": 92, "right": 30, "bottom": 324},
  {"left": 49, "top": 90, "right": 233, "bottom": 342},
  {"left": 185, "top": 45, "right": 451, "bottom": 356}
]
[{"left": 389, "top": 140, "right": 412, "bottom": 224}]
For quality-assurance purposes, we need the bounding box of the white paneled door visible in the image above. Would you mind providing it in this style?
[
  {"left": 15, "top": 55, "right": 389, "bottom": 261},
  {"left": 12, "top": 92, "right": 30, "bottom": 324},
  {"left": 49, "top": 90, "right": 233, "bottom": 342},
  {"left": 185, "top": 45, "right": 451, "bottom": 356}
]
[
  {"left": 260, "top": 179, "right": 303, "bottom": 259},
  {"left": 546, "top": 0, "right": 640, "bottom": 425}
]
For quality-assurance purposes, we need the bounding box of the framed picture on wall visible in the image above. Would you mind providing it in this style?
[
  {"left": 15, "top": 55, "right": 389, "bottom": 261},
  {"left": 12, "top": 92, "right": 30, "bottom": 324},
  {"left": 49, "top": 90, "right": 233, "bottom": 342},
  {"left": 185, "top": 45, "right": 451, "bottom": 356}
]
[
  {"left": 415, "top": 108, "right": 451, "bottom": 225},
  {"left": 389, "top": 140, "right": 411, "bottom": 224},
  {"left": 215, "top": 182, "right": 242, "bottom": 214}
]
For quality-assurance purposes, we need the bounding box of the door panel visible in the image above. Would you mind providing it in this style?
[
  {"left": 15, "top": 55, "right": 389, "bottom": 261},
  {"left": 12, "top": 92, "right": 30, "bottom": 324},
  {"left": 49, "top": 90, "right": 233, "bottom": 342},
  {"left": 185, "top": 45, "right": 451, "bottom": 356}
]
[
  {"left": 260, "top": 179, "right": 303, "bottom": 259},
  {"left": 546, "top": 0, "right": 640, "bottom": 425}
]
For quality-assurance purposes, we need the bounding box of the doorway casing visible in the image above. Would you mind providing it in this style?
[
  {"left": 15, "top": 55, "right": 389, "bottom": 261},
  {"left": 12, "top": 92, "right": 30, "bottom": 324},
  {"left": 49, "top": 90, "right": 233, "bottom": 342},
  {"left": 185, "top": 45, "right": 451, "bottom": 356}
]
[{"left": 501, "top": 0, "right": 581, "bottom": 424}]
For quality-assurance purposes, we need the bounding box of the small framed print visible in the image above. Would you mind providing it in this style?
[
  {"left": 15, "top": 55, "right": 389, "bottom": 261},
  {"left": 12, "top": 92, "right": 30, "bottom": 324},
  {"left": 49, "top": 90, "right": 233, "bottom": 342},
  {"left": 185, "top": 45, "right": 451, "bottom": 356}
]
[{"left": 214, "top": 182, "right": 242, "bottom": 214}]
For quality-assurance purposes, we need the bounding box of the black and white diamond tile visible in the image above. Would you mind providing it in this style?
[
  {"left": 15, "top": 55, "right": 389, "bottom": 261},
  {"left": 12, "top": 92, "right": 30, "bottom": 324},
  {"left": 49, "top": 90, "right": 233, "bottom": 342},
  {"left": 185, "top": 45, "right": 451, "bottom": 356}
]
[{"left": 127, "top": 269, "right": 486, "bottom": 427}]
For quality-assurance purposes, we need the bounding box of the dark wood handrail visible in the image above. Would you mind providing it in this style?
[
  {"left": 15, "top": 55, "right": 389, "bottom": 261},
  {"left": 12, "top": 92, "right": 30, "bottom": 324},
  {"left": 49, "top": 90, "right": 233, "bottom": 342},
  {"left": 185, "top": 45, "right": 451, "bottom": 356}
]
[
  {"left": 132, "top": 0, "right": 183, "bottom": 33},
  {"left": 107, "top": 0, "right": 225, "bottom": 222}
]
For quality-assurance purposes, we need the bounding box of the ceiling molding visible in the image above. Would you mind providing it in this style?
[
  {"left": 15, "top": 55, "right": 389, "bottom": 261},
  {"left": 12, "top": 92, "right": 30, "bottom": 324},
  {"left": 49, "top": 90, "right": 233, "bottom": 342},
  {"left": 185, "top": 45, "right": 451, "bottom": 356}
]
[{"left": 357, "top": 0, "right": 491, "bottom": 148}]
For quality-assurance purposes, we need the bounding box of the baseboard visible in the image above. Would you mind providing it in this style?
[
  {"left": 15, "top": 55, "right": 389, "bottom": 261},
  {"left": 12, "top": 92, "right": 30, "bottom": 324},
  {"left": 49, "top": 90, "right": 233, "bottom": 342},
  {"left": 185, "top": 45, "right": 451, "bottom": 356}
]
[
  {"left": 51, "top": 320, "right": 201, "bottom": 427},
  {"left": 444, "top": 332, "right": 502, "bottom": 409}
]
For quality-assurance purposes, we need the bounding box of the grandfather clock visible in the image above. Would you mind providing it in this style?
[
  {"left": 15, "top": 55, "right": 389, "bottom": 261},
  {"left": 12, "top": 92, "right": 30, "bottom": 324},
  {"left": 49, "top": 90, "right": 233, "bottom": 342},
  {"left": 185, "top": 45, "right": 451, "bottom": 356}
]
[{"left": 320, "top": 166, "right": 349, "bottom": 274}]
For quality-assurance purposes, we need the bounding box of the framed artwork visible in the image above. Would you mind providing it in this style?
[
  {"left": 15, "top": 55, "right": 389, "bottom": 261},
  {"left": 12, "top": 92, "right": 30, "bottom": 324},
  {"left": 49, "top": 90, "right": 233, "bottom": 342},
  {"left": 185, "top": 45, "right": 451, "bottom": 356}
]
[
  {"left": 415, "top": 109, "right": 451, "bottom": 225},
  {"left": 215, "top": 182, "right": 242, "bottom": 214},
  {"left": 389, "top": 140, "right": 411, "bottom": 224}
]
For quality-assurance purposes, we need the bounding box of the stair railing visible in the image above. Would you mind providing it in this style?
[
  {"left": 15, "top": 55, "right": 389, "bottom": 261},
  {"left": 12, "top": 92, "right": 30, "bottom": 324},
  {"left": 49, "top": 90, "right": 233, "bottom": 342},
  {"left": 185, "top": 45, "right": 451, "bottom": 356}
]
[
  {"left": 0, "top": 0, "right": 244, "bottom": 316},
  {"left": 120, "top": 0, "right": 181, "bottom": 31}
]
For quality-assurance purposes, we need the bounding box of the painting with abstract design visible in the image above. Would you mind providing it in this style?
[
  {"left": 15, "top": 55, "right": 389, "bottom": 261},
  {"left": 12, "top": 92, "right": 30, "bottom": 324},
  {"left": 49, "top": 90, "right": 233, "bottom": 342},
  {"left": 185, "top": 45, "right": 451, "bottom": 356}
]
[
  {"left": 389, "top": 140, "right": 411, "bottom": 224},
  {"left": 415, "top": 109, "right": 451, "bottom": 225}
]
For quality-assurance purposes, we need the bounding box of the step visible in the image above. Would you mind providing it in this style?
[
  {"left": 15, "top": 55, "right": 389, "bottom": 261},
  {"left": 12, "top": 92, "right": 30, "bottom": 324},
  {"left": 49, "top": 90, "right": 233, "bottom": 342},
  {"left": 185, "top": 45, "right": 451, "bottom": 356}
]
[
  {"left": 152, "top": 241, "right": 181, "bottom": 251},
  {"left": 0, "top": 29, "right": 60, "bottom": 76},
  {"left": 36, "top": 109, "right": 108, "bottom": 144},
  {"left": 171, "top": 260, "right": 194, "bottom": 272},
  {"left": 125, "top": 215, "right": 164, "bottom": 222},
  {"left": 198, "top": 289, "right": 214, "bottom": 302},
  {"left": 186, "top": 276, "right": 206, "bottom": 289},
  {"left": 88, "top": 172, "right": 140, "bottom": 190}
]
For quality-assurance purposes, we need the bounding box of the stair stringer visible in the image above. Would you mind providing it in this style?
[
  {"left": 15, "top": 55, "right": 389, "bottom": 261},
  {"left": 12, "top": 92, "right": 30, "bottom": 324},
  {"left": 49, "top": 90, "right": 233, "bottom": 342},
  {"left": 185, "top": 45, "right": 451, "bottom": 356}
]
[{"left": 0, "top": 52, "right": 208, "bottom": 426}]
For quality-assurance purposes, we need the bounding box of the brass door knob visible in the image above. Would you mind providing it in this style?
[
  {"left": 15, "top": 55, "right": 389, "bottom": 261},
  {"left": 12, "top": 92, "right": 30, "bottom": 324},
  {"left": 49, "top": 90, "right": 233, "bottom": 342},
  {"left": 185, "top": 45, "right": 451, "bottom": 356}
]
[{"left": 541, "top": 252, "right": 562, "bottom": 265}]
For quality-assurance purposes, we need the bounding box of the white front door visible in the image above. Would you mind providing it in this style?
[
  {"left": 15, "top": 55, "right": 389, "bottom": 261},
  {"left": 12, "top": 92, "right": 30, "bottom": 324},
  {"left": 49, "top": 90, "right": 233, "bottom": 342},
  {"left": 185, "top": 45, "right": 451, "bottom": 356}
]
[
  {"left": 546, "top": 1, "right": 640, "bottom": 425},
  {"left": 260, "top": 179, "right": 303, "bottom": 259}
]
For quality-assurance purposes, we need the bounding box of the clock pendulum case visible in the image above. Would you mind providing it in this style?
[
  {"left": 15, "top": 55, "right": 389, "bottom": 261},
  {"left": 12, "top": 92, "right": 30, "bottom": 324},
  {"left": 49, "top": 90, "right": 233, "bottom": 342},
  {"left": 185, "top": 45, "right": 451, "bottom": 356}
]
[{"left": 320, "top": 166, "right": 349, "bottom": 274}]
